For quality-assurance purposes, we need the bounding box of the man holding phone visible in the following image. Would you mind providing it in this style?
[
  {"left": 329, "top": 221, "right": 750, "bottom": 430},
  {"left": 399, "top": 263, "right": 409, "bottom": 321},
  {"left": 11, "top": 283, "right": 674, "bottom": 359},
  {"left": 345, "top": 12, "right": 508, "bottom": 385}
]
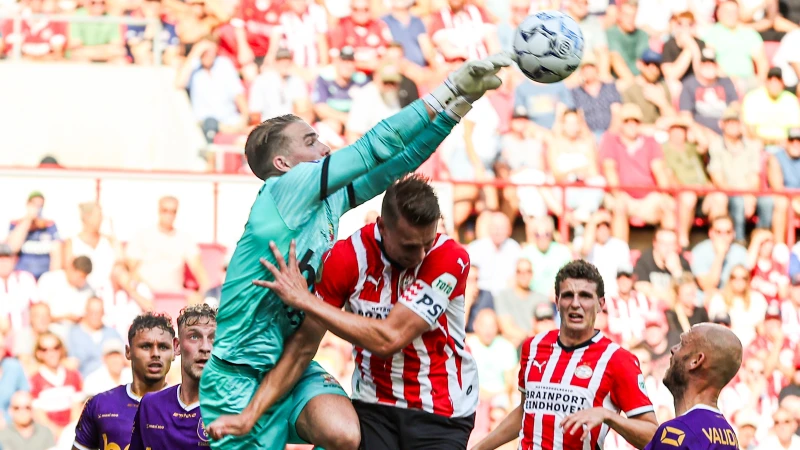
[{"left": 6, "top": 192, "right": 62, "bottom": 280}]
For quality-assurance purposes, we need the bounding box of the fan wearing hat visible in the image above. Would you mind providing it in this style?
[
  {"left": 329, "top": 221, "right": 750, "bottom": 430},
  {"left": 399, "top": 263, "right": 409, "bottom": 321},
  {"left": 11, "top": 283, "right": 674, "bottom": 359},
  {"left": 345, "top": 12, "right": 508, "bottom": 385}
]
[
  {"left": 345, "top": 63, "right": 406, "bottom": 143},
  {"left": 620, "top": 48, "right": 675, "bottom": 129},
  {"left": 6, "top": 192, "right": 62, "bottom": 280},
  {"left": 311, "top": 46, "right": 370, "bottom": 135},
  {"left": 678, "top": 47, "right": 739, "bottom": 135},
  {"left": 741, "top": 67, "right": 800, "bottom": 144}
]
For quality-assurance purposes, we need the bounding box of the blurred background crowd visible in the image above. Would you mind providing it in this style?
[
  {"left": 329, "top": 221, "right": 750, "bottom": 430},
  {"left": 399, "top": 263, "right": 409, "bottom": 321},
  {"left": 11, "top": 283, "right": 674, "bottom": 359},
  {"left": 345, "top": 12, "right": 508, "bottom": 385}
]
[{"left": 2, "top": 0, "right": 800, "bottom": 449}]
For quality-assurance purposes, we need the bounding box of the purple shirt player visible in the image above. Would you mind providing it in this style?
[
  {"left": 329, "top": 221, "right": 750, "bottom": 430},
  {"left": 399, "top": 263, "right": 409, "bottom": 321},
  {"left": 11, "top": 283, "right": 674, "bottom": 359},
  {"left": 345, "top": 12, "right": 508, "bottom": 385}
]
[
  {"left": 645, "top": 405, "right": 739, "bottom": 449},
  {"left": 73, "top": 384, "right": 142, "bottom": 450},
  {"left": 129, "top": 384, "right": 209, "bottom": 449}
]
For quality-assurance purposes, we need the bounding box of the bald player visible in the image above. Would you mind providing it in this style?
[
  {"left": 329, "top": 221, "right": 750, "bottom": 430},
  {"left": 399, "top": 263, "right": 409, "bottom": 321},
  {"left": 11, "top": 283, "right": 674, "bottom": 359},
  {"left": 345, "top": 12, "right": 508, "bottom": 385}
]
[{"left": 644, "top": 323, "right": 743, "bottom": 450}]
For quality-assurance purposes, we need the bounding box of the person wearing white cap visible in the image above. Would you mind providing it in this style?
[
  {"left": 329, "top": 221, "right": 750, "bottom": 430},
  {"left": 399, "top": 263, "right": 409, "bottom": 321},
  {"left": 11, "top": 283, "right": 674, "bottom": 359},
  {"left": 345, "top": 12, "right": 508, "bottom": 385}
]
[
  {"left": 82, "top": 339, "right": 132, "bottom": 397},
  {"left": 733, "top": 408, "right": 760, "bottom": 450}
]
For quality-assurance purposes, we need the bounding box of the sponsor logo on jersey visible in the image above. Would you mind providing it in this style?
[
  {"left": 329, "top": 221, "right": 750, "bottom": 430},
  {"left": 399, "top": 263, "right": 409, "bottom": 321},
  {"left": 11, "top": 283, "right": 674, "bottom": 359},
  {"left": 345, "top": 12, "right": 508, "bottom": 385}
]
[
  {"left": 701, "top": 427, "right": 737, "bottom": 446},
  {"left": 399, "top": 273, "right": 415, "bottom": 292},
  {"left": 637, "top": 374, "right": 648, "bottom": 396},
  {"left": 322, "top": 373, "right": 341, "bottom": 388},
  {"left": 574, "top": 364, "right": 593, "bottom": 380},
  {"left": 198, "top": 418, "right": 210, "bottom": 442},
  {"left": 432, "top": 273, "right": 457, "bottom": 297},
  {"left": 524, "top": 382, "right": 591, "bottom": 416},
  {"left": 659, "top": 426, "right": 685, "bottom": 447}
]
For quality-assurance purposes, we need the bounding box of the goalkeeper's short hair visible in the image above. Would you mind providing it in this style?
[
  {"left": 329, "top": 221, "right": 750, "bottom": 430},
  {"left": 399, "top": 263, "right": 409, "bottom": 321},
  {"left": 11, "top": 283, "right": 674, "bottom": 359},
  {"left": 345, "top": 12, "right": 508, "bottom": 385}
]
[{"left": 245, "top": 114, "right": 304, "bottom": 180}]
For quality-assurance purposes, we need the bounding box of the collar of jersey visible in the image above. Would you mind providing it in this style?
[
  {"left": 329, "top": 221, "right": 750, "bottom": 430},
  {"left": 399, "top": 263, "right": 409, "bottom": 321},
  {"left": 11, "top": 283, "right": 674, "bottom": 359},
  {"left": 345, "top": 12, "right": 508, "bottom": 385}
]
[
  {"left": 682, "top": 404, "right": 722, "bottom": 417},
  {"left": 176, "top": 384, "right": 200, "bottom": 411},
  {"left": 126, "top": 383, "right": 143, "bottom": 402},
  {"left": 556, "top": 330, "right": 602, "bottom": 352}
]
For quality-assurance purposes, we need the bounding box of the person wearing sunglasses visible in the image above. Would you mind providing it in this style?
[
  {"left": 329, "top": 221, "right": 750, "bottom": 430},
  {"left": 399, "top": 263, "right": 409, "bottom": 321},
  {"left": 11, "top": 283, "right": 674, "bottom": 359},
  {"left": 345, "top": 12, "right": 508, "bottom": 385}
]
[{"left": 0, "top": 391, "right": 55, "bottom": 450}]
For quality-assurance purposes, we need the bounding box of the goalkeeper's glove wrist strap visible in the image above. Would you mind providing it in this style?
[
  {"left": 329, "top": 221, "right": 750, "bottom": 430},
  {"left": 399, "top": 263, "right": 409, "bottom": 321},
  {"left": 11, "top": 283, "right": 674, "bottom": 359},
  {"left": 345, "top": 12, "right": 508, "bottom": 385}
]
[
  {"left": 423, "top": 80, "right": 461, "bottom": 113},
  {"left": 444, "top": 96, "right": 473, "bottom": 121}
]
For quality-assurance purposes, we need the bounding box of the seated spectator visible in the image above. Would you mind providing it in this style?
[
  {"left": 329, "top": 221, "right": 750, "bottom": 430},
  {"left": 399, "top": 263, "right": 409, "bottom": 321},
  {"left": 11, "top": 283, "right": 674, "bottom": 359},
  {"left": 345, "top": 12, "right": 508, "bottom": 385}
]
[
  {"left": 248, "top": 48, "right": 311, "bottom": 124},
  {"left": 636, "top": 312, "right": 672, "bottom": 370},
  {"left": 329, "top": 0, "right": 391, "bottom": 74},
  {"left": 37, "top": 256, "right": 94, "bottom": 330},
  {"left": 466, "top": 212, "right": 520, "bottom": 294},
  {"left": 7, "top": 191, "right": 62, "bottom": 280},
  {"left": 421, "top": 0, "right": 498, "bottom": 65},
  {"left": 679, "top": 48, "right": 739, "bottom": 136},
  {"left": 274, "top": 0, "right": 329, "bottom": 69},
  {"left": 782, "top": 277, "right": 800, "bottom": 344},
  {"left": 742, "top": 67, "right": 800, "bottom": 145},
  {"left": 692, "top": 215, "right": 749, "bottom": 296},
  {"left": 570, "top": 54, "right": 621, "bottom": 139},
  {"left": 12, "top": 303, "right": 56, "bottom": 375},
  {"left": 521, "top": 216, "right": 572, "bottom": 299},
  {"left": 64, "top": 202, "right": 120, "bottom": 297},
  {"left": 498, "top": 0, "right": 534, "bottom": 53},
  {"left": 381, "top": 0, "right": 427, "bottom": 67},
  {"left": 708, "top": 265, "right": 768, "bottom": 346},
  {"left": 103, "top": 261, "right": 153, "bottom": 339},
  {"left": 756, "top": 407, "right": 800, "bottom": 449},
  {"left": 719, "top": 354, "right": 772, "bottom": 420},
  {"left": 69, "top": 0, "right": 127, "bottom": 63},
  {"left": 0, "top": 243, "right": 38, "bottom": 333},
  {"left": 577, "top": 209, "right": 631, "bottom": 296},
  {"left": 620, "top": 49, "right": 676, "bottom": 133},
  {"left": 532, "top": 302, "right": 558, "bottom": 335},
  {"left": 66, "top": 297, "right": 122, "bottom": 378},
  {"left": 0, "top": 0, "right": 67, "bottom": 60},
  {"left": 606, "top": 266, "right": 657, "bottom": 348},
  {"left": 176, "top": 37, "right": 249, "bottom": 143},
  {"left": 661, "top": 116, "right": 727, "bottom": 248},
  {"left": 702, "top": 0, "right": 768, "bottom": 89},
  {"left": 628, "top": 345, "right": 674, "bottom": 420},
  {"left": 127, "top": 196, "right": 209, "bottom": 295},
  {"left": 82, "top": 339, "right": 131, "bottom": 396},
  {"left": 661, "top": 11, "right": 705, "bottom": 83},
  {"left": 379, "top": 43, "right": 422, "bottom": 108},
  {"left": 599, "top": 103, "right": 675, "bottom": 242},
  {"left": 311, "top": 47, "right": 369, "bottom": 137},
  {"left": 665, "top": 273, "right": 709, "bottom": 347},
  {"left": 708, "top": 105, "right": 774, "bottom": 242},
  {"left": 734, "top": 409, "right": 761, "bottom": 450},
  {"left": 346, "top": 63, "right": 404, "bottom": 143},
  {"left": 634, "top": 228, "right": 691, "bottom": 303},
  {"left": 606, "top": 2, "right": 650, "bottom": 80},
  {"left": 215, "top": 0, "right": 282, "bottom": 81},
  {"left": 125, "top": 0, "right": 181, "bottom": 66},
  {"left": 29, "top": 332, "right": 82, "bottom": 438},
  {"left": 774, "top": 128, "right": 800, "bottom": 216},
  {"left": 0, "top": 391, "right": 54, "bottom": 450},
  {"left": 565, "top": 0, "right": 611, "bottom": 81},
  {"left": 747, "top": 305, "right": 796, "bottom": 395},
  {"left": 0, "top": 327, "right": 29, "bottom": 430},
  {"left": 464, "top": 265, "right": 494, "bottom": 333},
  {"left": 738, "top": 0, "right": 798, "bottom": 41},
  {"left": 749, "top": 229, "right": 790, "bottom": 305},
  {"left": 634, "top": 0, "right": 685, "bottom": 39},
  {"left": 173, "top": 0, "right": 222, "bottom": 64},
  {"left": 493, "top": 258, "right": 547, "bottom": 347},
  {"left": 466, "top": 309, "right": 517, "bottom": 404},
  {"left": 773, "top": 29, "right": 800, "bottom": 93},
  {"left": 514, "top": 72, "right": 575, "bottom": 131}
]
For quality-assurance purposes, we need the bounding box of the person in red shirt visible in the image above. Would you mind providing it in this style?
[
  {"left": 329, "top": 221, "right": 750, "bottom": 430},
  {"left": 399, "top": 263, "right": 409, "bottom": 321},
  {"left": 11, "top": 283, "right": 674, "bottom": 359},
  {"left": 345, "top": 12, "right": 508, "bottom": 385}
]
[
  {"left": 217, "top": 0, "right": 283, "bottom": 79},
  {"left": 328, "top": 0, "right": 392, "bottom": 74},
  {"left": 473, "top": 260, "right": 658, "bottom": 450},
  {"left": 422, "top": 0, "right": 498, "bottom": 65},
  {"left": 0, "top": 0, "right": 67, "bottom": 60},
  {"left": 29, "top": 332, "right": 82, "bottom": 438}
]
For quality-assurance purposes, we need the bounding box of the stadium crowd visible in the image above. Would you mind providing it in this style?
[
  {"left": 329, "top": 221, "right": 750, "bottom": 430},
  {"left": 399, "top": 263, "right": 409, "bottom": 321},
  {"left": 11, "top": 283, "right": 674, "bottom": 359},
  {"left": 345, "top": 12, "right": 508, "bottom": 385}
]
[{"left": 3, "top": 0, "right": 800, "bottom": 448}]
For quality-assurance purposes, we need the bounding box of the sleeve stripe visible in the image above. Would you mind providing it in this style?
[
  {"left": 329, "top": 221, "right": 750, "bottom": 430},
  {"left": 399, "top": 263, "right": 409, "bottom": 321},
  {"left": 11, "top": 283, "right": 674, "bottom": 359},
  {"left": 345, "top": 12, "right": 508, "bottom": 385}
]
[
  {"left": 319, "top": 155, "right": 332, "bottom": 201},
  {"left": 73, "top": 441, "right": 96, "bottom": 450},
  {"left": 625, "top": 405, "right": 655, "bottom": 418},
  {"left": 346, "top": 183, "right": 357, "bottom": 209}
]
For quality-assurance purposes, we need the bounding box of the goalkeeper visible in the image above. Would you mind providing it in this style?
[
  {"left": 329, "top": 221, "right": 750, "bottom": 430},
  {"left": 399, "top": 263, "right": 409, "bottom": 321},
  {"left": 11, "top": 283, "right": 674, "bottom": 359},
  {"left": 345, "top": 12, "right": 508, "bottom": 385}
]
[{"left": 200, "top": 53, "right": 514, "bottom": 450}]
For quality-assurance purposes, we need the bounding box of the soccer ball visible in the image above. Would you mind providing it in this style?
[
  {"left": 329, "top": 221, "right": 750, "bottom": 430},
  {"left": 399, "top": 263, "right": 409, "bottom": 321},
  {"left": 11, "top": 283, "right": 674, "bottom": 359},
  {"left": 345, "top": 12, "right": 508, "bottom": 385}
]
[{"left": 513, "top": 10, "right": 585, "bottom": 83}]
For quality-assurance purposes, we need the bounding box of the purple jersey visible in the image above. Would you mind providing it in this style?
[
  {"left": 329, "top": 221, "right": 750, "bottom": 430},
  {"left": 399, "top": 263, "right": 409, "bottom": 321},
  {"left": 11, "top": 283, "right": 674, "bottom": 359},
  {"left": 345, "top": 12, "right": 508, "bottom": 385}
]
[
  {"left": 73, "top": 384, "right": 141, "bottom": 450},
  {"left": 645, "top": 405, "right": 739, "bottom": 450},
  {"left": 129, "top": 384, "right": 209, "bottom": 450}
]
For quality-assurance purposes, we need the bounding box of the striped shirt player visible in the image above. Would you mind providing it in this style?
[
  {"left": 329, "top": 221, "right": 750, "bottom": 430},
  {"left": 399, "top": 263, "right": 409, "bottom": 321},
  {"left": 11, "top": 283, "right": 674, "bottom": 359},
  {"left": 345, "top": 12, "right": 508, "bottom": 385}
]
[{"left": 516, "top": 330, "right": 653, "bottom": 449}]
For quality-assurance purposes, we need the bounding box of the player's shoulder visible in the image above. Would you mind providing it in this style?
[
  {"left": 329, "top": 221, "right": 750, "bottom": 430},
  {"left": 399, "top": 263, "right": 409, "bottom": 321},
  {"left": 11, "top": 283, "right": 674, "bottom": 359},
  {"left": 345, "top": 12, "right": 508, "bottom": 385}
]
[
  {"left": 606, "top": 341, "right": 641, "bottom": 368},
  {"left": 522, "top": 330, "right": 560, "bottom": 352},
  {"left": 425, "top": 234, "right": 469, "bottom": 266},
  {"left": 140, "top": 384, "right": 179, "bottom": 407},
  {"left": 650, "top": 416, "right": 705, "bottom": 449},
  {"left": 326, "top": 224, "right": 372, "bottom": 263}
]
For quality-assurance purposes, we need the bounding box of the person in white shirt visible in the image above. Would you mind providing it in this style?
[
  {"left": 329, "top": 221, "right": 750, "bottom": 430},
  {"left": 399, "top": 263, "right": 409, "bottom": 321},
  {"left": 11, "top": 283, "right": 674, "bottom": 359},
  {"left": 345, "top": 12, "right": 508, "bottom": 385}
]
[
  {"left": 345, "top": 63, "right": 404, "bottom": 143},
  {"left": 466, "top": 212, "right": 521, "bottom": 294},
  {"left": 63, "top": 202, "right": 121, "bottom": 297},
  {"left": 83, "top": 340, "right": 133, "bottom": 397},
  {"left": 576, "top": 209, "right": 631, "bottom": 296},
  {"left": 757, "top": 407, "right": 800, "bottom": 450},
  {"left": 248, "top": 48, "right": 310, "bottom": 123},
  {"left": 36, "top": 256, "right": 94, "bottom": 333}
]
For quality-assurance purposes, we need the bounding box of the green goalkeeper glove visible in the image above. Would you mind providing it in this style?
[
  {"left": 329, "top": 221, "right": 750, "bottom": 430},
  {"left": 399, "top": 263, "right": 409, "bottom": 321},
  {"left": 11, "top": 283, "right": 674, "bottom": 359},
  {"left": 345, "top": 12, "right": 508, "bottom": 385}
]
[{"left": 424, "top": 52, "right": 516, "bottom": 115}]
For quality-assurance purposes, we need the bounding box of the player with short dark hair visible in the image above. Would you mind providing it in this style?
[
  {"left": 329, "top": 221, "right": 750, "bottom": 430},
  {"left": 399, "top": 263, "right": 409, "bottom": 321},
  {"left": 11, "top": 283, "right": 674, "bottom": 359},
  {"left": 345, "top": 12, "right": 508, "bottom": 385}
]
[
  {"left": 644, "top": 323, "right": 743, "bottom": 449},
  {"left": 130, "top": 304, "right": 217, "bottom": 450},
  {"left": 239, "top": 176, "right": 477, "bottom": 449},
  {"left": 202, "top": 52, "right": 514, "bottom": 450},
  {"left": 73, "top": 312, "right": 175, "bottom": 450},
  {"left": 473, "top": 260, "right": 658, "bottom": 450}
]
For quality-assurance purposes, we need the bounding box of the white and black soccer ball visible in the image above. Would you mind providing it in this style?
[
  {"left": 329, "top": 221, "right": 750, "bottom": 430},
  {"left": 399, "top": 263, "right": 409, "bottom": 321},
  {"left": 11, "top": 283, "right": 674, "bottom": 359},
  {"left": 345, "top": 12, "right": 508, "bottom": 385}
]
[{"left": 513, "top": 10, "right": 585, "bottom": 83}]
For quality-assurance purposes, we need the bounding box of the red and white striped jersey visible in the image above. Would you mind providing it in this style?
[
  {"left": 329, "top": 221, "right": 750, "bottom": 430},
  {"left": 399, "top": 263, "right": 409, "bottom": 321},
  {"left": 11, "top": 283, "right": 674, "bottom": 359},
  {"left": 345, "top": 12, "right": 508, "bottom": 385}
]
[
  {"left": 0, "top": 271, "right": 38, "bottom": 332},
  {"left": 517, "top": 330, "right": 654, "bottom": 450},
  {"left": 428, "top": 4, "right": 493, "bottom": 62},
  {"left": 605, "top": 291, "right": 657, "bottom": 345},
  {"left": 316, "top": 223, "right": 478, "bottom": 418}
]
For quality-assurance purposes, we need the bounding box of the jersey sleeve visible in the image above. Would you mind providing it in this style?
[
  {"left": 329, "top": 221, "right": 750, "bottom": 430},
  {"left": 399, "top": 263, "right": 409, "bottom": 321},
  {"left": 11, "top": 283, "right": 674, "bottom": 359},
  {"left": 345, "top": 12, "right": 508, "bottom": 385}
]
[
  {"left": 73, "top": 396, "right": 99, "bottom": 449},
  {"left": 129, "top": 403, "right": 146, "bottom": 450},
  {"left": 645, "top": 420, "right": 697, "bottom": 450},
  {"left": 315, "top": 239, "right": 359, "bottom": 308},
  {"left": 398, "top": 241, "right": 469, "bottom": 327},
  {"left": 609, "top": 350, "right": 654, "bottom": 418},
  {"left": 518, "top": 336, "right": 534, "bottom": 392}
]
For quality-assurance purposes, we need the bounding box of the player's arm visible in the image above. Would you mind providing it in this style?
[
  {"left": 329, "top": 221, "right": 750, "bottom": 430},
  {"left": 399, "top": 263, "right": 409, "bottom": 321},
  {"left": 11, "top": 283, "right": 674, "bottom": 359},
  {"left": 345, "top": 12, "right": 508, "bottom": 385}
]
[
  {"left": 72, "top": 396, "right": 99, "bottom": 450},
  {"left": 603, "top": 411, "right": 659, "bottom": 449},
  {"left": 471, "top": 403, "right": 523, "bottom": 450}
]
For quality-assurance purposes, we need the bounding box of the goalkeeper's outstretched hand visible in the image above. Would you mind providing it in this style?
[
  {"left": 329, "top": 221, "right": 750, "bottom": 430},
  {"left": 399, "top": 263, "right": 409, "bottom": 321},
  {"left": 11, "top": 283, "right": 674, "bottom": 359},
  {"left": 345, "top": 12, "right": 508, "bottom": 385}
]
[{"left": 448, "top": 52, "right": 516, "bottom": 99}]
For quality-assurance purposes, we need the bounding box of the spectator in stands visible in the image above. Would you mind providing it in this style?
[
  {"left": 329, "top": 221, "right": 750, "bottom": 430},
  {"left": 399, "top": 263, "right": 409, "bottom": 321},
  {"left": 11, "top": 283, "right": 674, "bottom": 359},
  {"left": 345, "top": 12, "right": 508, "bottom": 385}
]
[
  {"left": 679, "top": 48, "right": 739, "bottom": 136},
  {"left": 708, "top": 104, "right": 775, "bottom": 242},
  {"left": 37, "top": 255, "right": 93, "bottom": 332},
  {"left": 177, "top": 37, "right": 249, "bottom": 144},
  {"left": 64, "top": 202, "right": 120, "bottom": 297},
  {"left": 635, "top": 0, "right": 685, "bottom": 38},
  {"left": 381, "top": 0, "right": 427, "bottom": 67},
  {"left": 750, "top": 229, "right": 790, "bottom": 305},
  {"left": 0, "top": 327, "right": 29, "bottom": 430},
  {"left": 577, "top": 209, "right": 631, "bottom": 296},
  {"left": 570, "top": 53, "right": 621, "bottom": 139},
  {"left": 0, "top": 0, "right": 67, "bottom": 60},
  {"left": 329, "top": 0, "right": 391, "bottom": 74},
  {"left": 757, "top": 407, "right": 800, "bottom": 449},
  {"left": 493, "top": 258, "right": 547, "bottom": 347},
  {"left": 379, "top": 43, "right": 422, "bottom": 107},
  {"left": 599, "top": 103, "right": 675, "bottom": 242},
  {"left": 274, "top": 0, "right": 329, "bottom": 69},
  {"left": 720, "top": 354, "right": 771, "bottom": 419},
  {"left": 346, "top": 63, "right": 404, "bottom": 143},
  {"left": 702, "top": 0, "right": 768, "bottom": 90},
  {"left": 126, "top": 0, "right": 181, "bottom": 66},
  {"left": 782, "top": 277, "right": 800, "bottom": 344},
  {"left": 637, "top": 312, "right": 672, "bottom": 369},
  {"left": 7, "top": 191, "right": 62, "bottom": 280},
  {"left": 248, "top": 48, "right": 311, "bottom": 124},
  {"left": 215, "top": 0, "right": 281, "bottom": 81},
  {"left": 12, "top": 303, "right": 55, "bottom": 375},
  {"left": 498, "top": 0, "right": 533, "bottom": 53},
  {"left": 0, "top": 391, "right": 54, "bottom": 450},
  {"left": 532, "top": 301, "right": 557, "bottom": 334},
  {"left": 606, "top": 266, "right": 656, "bottom": 348},
  {"left": 514, "top": 68, "right": 574, "bottom": 130},
  {"left": 634, "top": 227, "right": 691, "bottom": 303},
  {"left": 464, "top": 265, "right": 494, "bottom": 333},
  {"left": 743, "top": 67, "right": 800, "bottom": 145},
  {"left": 82, "top": 339, "right": 131, "bottom": 396},
  {"left": 467, "top": 309, "right": 517, "bottom": 404},
  {"left": 661, "top": 11, "right": 705, "bottom": 83},
  {"left": 104, "top": 261, "right": 153, "bottom": 339},
  {"left": 665, "top": 274, "right": 710, "bottom": 347},
  {"left": 311, "top": 46, "right": 368, "bottom": 137},
  {"left": 127, "top": 195, "right": 209, "bottom": 295},
  {"left": 174, "top": 0, "right": 222, "bottom": 62},
  {"left": 692, "top": 215, "right": 749, "bottom": 295},
  {"left": 774, "top": 29, "right": 800, "bottom": 93},
  {"left": 0, "top": 242, "right": 37, "bottom": 334},
  {"left": 521, "top": 215, "right": 572, "bottom": 299},
  {"left": 620, "top": 49, "right": 676, "bottom": 133},
  {"left": 774, "top": 128, "right": 800, "bottom": 216},
  {"left": 66, "top": 297, "right": 122, "bottom": 378},
  {"left": 421, "top": 0, "right": 498, "bottom": 65},
  {"left": 467, "top": 212, "right": 520, "bottom": 294},
  {"left": 734, "top": 409, "right": 761, "bottom": 450},
  {"left": 69, "top": 0, "right": 126, "bottom": 63},
  {"left": 565, "top": 0, "right": 611, "bottom": 82},
  {"left": 606, "top": 1, "right": 650, "bottom": 80},
  {"left": 662, "top": 116, "right": 728, "bottom": 249},
  {"left": 748, "top": 305, "right": 796, "bottom": 392},
  {"left": 708, "top": 265, "right": 768, "bottom": 346},
  {"left": 628, "top": 345, "right": 673, "bottom": 421},
  {"left": 29, "top": 332, "right": 81, "bottom": 438}
]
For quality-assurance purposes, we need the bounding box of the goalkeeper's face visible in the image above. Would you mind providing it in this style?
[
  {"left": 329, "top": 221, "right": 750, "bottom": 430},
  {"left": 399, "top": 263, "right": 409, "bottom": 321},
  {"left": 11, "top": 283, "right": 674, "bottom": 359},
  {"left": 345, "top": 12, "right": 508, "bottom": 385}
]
[{"left": 278, "top": 122, "right": 331, "bottom": 171}]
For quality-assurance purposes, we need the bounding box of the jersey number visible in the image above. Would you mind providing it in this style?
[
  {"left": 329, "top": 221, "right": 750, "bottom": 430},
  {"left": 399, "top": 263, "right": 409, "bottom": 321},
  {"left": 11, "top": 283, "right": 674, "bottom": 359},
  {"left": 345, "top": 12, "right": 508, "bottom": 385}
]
[
  {"left": 415, "top": 294, "right": 442, "bottom": 318},
  {"left": 284, "top": 249, "right": 317, "bottom": 327}
]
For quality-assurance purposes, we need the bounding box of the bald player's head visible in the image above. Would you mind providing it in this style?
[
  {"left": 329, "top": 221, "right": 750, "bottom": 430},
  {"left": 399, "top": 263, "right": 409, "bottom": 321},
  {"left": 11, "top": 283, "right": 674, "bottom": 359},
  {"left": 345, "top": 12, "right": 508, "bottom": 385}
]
[{"left": 663, "top": 323, "right": 743, "bottom": 398}]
